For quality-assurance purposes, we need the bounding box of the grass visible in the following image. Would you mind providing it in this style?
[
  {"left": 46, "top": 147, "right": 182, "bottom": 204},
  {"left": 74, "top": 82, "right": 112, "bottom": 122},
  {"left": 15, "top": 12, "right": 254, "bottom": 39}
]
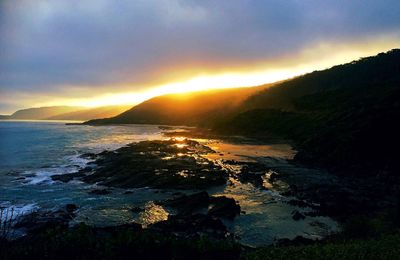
[
  {"left": 1, "top": 220, "right": 400, "bottom": 259},
  {"left": 245, "top": 233, "right": 400, "bottom": 260},
  {"left": 0, "top": 223, "right": 241, "bottom": 259}
]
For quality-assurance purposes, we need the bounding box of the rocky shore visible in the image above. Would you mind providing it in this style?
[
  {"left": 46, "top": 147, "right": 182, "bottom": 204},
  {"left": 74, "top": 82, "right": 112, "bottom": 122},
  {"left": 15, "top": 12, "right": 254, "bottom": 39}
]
[
  {"left": 52, "top": 139, "right": 227, "bottom": 189},
  {"left": 2, "top": 136, "right": 400, "bottom": 258},
  {"left": 12, "top": 191, "right": 241, "bottom": 242}
]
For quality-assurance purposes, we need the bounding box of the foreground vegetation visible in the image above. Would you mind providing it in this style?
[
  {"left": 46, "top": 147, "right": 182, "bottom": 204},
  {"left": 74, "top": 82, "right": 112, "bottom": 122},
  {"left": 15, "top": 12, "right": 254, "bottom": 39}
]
[
  {"left": 1, "top": 222, "right": 399, "bottom": 259},
  {"left": 2, "top": 204, "right": 399, "bottom": 259},
  {"left": 247, "top": 233, "right": 400, "bottom": 260}
]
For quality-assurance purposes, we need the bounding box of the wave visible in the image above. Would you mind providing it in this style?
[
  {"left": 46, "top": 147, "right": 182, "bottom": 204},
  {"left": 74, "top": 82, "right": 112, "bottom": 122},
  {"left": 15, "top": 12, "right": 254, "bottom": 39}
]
[
  {"left": 0, "top": 202, "right": 38, "bottom": 222},
  {"left": 23, "top": 154, "right": 93, "bottom": 185}
]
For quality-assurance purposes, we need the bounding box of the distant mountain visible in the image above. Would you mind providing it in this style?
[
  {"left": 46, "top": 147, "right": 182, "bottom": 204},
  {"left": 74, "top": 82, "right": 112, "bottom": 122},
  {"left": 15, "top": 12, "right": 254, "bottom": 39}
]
[
  {"left": 46, "top": 105, "right": 132, "bottom": 121},
  {"left": 8, "top": 106, "right": 85, "bottom": 120},
  {"left": 85, "top": 86, "right": 270, "bottom": 126},
  {"left": 1, "top": 105, "right": 132, "bottom": 121},
  {"left": 0, "top": 115, "right": 11, "bottom": 120}
]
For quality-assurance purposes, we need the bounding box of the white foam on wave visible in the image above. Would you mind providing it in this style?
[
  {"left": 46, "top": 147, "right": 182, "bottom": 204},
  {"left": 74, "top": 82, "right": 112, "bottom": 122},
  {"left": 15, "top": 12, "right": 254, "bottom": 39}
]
[
  {"left": 23, "top": 153, "right": 93, "bottom": 185},
  {"left": 25, "top": 170, "right": 56, "bottom": 185},
  {"left": 0, "top": 202, "right": 38, "bottom": 222},
  {"left": 63, "top": 154, "right": 92, "bottom": 168}
]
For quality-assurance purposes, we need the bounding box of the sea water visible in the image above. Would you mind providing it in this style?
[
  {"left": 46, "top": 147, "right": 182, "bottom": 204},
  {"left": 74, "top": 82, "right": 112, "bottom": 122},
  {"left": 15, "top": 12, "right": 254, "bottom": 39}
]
[{"left": 0, "top": 120, "right": 338, "bottom": 246}]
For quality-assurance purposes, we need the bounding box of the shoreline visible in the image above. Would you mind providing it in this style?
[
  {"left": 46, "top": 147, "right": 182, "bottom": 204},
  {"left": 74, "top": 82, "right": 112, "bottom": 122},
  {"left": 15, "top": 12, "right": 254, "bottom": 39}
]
[
  {"left": 2, "top": 125, "right": 399, "bottom": 256},
  {"left": 1, "top": 129, "right": 339, "bottom": 247}
]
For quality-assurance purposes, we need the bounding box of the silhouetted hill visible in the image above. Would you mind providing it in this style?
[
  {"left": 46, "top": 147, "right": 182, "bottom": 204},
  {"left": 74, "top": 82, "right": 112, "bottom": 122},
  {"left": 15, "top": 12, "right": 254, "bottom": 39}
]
[
  {"left": 8, "top": 106, "right": 85, "bottom": 120},
  {"left": 46, "top": 105, "right": 132, "bottom": 121},
  {"left": 85, "top": 49, "right": 400, "bottom": 175},
  {"left": 216, "top": 49, "right": 400, "bottom": 175},
  {"left": 0, "top": 115, "right": 11, "bottom": 119},
  {"left": 85, "top": 86, "right": 269, "bottom": 126},
  {"left": 1, "top": 105, "right": 132, "bottom": 121}
]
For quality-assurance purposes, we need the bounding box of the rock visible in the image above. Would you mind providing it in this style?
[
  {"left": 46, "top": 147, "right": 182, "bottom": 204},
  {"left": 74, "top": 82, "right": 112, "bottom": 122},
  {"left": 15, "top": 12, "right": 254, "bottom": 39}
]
[
  {"left": 291, "top": 210, "right": 306, "bottom": 221},
  {"left": 208, "top": 196, "right": 241, "bottom": 219},
  {"left": 80, "top": 139, "right": 228, "bottom": 190},
  {"left": 287, "top": 199, "right": 313, "bottom": 208},
  {"left": 131, "top": 207, "right": 143, "bottom": 213},
  {"left": 65, "top": 204, "right": 78, "bottom": 214},
  {"left": 52, "top": 172, "right": 85, "bottom": 183},
  {"left": 89, "top": 189, "right": 111, "bottom": 195},
  {"left": 79, "top": 152, "right": 97, "bottom": 160},
  {"left": 268, "top": 171, "right": 279, "bottom": 183},
  {"left": 163, "top": 192, "right": 209, "bottom": 215},
  {"left": 150, "top": 213, "right": 229, "bottom": 239},
  {"left": 162, "top": 192, "right": 241, "bottom": 219},
  {"left": 15, "top": 205, "right": 77, "bottom": 234}
]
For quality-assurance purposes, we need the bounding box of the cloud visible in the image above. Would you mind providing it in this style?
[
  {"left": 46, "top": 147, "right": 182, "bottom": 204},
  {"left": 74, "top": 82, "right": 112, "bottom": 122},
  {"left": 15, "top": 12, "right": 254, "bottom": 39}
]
[{"left": 0, "top": 0, "right": 400, "bottom": 112}]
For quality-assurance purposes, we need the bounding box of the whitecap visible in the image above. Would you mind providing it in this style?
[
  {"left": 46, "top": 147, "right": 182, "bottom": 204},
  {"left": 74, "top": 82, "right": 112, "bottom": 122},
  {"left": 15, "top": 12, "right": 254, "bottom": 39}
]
[
  {"left": 0, "top": 202, "right": 38, "bottom": 222},
  {"left": 22, "top": 152, "right": 93, "bottom": 185}
]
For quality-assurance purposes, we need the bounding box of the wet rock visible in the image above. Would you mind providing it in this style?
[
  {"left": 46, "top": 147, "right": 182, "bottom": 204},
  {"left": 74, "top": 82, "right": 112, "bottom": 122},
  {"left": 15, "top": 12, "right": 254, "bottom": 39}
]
[
  {"left": 131, "top": 207, "right": 143, "bottom": 213},
  {"left": 15, "top": 205, "right": 77, "bottom": 234},
  {"left": 268, "top": 171, "right": 279, "bottom": 183},
  {"left": 81, "top": 139, "right": 228, "bottom": 190},
  {"left": 51, "top": 172, "right": 85, "bottom": 183},
  {"left": 304, "top": 211, "right": 321, "bottom": 217},
  {"left": 150, "top": 213, "right": 229, "bottom": 240},
  {"left": 163, "top": 192, "right": 209, "bottom": 215},
  {"left": 287, "top": 199, "right": 313, "bottom": 208},
  {"left": 208, "top": 196, "right": 241, "bottom": 219},
  {"left": 65, "top": 204, "right": 78, "bottom": 214},
  {"left": 291, "top": 210, "right": 306, "bottom": 221},
  {"left": 235, "top": 161, "right": 270, "bottom": 188},
  {"left": 89, "top": 189, "right": 111, "bottom": 195},
  {"left": 162, "top": 192, "right": 240, "bottom": 219},
  {"left": 79, "top": 152, "right": 97, "bottom": 160}
]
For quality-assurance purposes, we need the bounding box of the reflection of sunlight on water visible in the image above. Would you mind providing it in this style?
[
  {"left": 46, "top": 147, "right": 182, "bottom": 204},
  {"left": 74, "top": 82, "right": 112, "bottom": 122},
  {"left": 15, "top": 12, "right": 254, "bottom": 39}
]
[
  {"left": 221, "top": 177, "right": 276, "bottom": 212},
  {"left": 136, "top": 202, "right": 169, "bottom": 228},
  {"left": 73, "top": 207, "right": 134, "bottom": 227},
  {"left": 204, "top": 142, "right": 296, "bottom": 162},
  {"left": 175, "top": 143, "right": 187, "bottom": 148},
  {"left": 213, "top": 173, "right": 339, "bottom": 246},
  {"left": 213, "top": 160, "right": 242, "bottom": 174},
  {"left": 262, "top": 170, "right": 276, "bottom": 190},
  {"left": 208, "top": 159, "right": 339, "bottom": 246},
  {"left": 177, "top": 170, "right": 189, "bottom": 178},
  {"left": 173, "top": 137, "right": 186, "bottom": 141}
]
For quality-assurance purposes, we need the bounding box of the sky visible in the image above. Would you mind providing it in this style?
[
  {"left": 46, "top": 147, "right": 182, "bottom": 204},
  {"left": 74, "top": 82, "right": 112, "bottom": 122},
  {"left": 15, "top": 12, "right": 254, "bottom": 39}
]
[{"left": 0, "top": 0, "right": 399, "bottom": 114}]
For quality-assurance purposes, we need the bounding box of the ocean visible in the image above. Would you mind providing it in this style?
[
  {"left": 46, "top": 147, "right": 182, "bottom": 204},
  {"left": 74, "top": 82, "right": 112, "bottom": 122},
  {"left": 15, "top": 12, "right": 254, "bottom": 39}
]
[{"left": 0, "top": 120, "right": 338, "bottom": 246}]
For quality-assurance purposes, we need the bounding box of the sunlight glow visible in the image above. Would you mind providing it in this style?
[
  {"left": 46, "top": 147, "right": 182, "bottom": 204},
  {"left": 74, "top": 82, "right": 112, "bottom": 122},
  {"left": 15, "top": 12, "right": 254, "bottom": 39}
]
[
  {"left": 34, "top": 36, "right": 400, "bottom": 110},
  {"left": 69, "top": 69, "right": 302, "bottom": 108}
]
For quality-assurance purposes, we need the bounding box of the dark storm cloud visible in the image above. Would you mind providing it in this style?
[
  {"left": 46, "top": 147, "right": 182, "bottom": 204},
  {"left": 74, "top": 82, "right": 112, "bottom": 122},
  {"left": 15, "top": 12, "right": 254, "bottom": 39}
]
[{"left": 0, "top": 0, "right": 399, "bottom": 97}]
